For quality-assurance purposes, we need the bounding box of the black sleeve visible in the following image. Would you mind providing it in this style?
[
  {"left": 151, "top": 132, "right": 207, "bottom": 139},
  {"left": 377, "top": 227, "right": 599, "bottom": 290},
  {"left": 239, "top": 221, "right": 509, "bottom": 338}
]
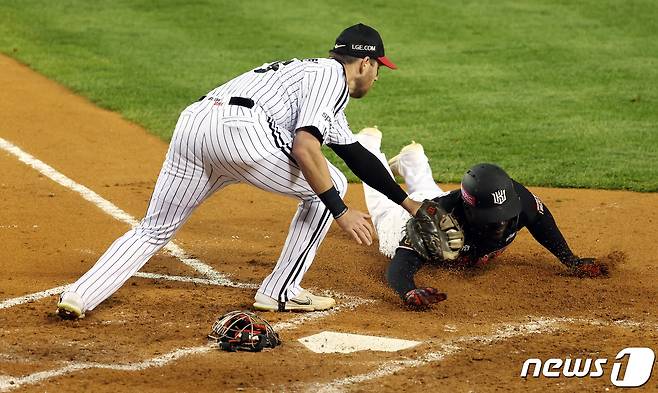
[
  {"left": 526, "top": 206, "right": 579, "bottom": 266},
  {"left": 386, "top": 248, "right": 425, "bottom": 299},
  {"left": 329, "top": 142, "right": 408, "bottom": 205},
  {"left": 296, "top": 126, "right": 323, "bottom": 143},
  {"left": 517, "top": 183, "right": 578, "bottom": 266}
]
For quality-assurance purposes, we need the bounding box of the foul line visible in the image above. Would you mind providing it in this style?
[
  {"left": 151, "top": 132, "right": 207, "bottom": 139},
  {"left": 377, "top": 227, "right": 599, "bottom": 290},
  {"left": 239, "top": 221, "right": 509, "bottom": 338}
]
[
  {"left": 0, "top": 296, "right": 372, "bottom": 392},
  {"left": 0, "top": 137, "right": 230, "bottom": 283},
  {"left": 0, "top": 347, "right": 213, "bottom": 392}
]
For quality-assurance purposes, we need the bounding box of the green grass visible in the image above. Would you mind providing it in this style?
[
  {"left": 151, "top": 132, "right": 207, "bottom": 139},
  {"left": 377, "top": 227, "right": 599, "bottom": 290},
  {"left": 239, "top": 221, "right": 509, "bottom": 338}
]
[{"left": 1, "top": 0, "right": 657, "bottom": 190}]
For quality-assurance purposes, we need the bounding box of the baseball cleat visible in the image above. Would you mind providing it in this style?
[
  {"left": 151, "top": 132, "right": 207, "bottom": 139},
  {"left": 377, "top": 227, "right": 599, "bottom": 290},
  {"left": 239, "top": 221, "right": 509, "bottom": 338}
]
[
  {"left": 253, "top": 289, "right": 336, "bottom": 312},
  {"left": 388, "top": 141, "right": 425, "bottom": 177},
  {"left": 357, "top": 126, "right": 382, "bottom": 139},
  {"left": 56, "top": 292, "right": 85, "bottom": 320},
  {"left": 356, "top": 126, "right": 382, "bottom": 151}
]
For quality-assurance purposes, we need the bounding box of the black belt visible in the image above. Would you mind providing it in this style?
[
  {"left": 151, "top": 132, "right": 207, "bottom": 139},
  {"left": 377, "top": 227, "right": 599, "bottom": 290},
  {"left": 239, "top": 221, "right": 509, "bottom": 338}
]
[{"left": 197, "top": 95, "right": 254, "bottom": 109}]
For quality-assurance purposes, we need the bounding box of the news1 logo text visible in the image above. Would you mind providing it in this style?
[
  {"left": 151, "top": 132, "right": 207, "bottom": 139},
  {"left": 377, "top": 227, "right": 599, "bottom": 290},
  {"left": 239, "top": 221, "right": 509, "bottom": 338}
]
[{"left": 521, "top": 347, "right": 655, "bottom": 388}]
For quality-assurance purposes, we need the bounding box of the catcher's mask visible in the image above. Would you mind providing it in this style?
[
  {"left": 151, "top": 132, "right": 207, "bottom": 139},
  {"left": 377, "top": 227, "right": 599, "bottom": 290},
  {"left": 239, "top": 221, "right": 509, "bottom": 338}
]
[
  {"left": 208, "top": 311, "right": 280, "bottom": 352},
  {"left": 460, "top": 163, "right": 521, "bottom": 239}
]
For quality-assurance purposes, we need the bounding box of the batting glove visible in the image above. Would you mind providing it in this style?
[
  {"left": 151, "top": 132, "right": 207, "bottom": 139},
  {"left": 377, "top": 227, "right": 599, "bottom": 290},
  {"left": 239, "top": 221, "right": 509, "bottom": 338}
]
[{"left": 404, "top": 287, "right": 447, "bottom": 308}]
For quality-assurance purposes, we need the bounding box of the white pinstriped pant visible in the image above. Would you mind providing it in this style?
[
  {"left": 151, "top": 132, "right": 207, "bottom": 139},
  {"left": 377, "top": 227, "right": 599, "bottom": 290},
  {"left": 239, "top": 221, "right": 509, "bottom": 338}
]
[
  {"left": 355, "top": 132, "right": 447, "bottom": 258},
  {"left": 69, "top": 98, "right": 347, "bottom": 311}
]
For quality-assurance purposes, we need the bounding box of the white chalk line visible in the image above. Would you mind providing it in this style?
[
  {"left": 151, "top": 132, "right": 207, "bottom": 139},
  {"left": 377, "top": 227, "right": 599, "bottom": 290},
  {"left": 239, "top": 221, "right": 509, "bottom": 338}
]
[
  {"left": 0, "top": 346, "right": 213, "bottom": 392},
  {"left": 0, "top": 272, "right": 259, "bottom": 311},
  {"left": 133, "top": 272, "right": 259, "bottom": 289},
  {"left": 0, "top": 286, "right": 69, "bottom": 311},
  {"left": 308, "top": 316, "right": 647, "bottom": 393},
  {"left": 0, "top": 273, "right": 371, "bottom": 311},
  {"left": 0, "top": 296, "right": 371, "bottom": 392},
  {"left": 0, "top": 136, "right": 229, "bottom": 283}
]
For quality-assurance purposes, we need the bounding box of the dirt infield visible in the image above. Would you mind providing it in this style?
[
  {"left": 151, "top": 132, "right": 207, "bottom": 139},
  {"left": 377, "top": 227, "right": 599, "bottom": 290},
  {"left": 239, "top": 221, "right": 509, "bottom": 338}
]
[{"left": 1, "top": 54, "right": 658, "bottom": 392}]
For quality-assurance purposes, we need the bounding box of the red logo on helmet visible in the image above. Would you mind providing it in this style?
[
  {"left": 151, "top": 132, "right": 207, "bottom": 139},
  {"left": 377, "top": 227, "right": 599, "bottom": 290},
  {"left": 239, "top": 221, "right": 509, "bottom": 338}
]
[{"left": 461, "top": 183, "right": 476, "bottom": 206}]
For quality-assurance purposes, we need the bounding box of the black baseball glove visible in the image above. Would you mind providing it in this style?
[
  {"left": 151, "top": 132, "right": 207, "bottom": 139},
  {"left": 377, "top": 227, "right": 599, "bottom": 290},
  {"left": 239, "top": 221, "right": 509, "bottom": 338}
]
[{"left": 405, "top": 200, "right": 464, "bottom": 262}]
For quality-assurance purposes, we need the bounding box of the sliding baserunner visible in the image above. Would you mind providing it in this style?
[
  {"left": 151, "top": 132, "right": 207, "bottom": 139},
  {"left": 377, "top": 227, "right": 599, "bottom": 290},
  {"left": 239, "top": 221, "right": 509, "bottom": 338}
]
[{"left": 355, "top": 128, "right": 608, "bottom": 308}]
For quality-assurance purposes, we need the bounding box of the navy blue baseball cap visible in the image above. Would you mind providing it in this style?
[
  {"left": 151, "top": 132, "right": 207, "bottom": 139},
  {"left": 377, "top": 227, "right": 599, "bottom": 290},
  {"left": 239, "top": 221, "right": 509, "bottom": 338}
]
[{"left": 331, "top": 23, "right": 397, "bottom": 69}]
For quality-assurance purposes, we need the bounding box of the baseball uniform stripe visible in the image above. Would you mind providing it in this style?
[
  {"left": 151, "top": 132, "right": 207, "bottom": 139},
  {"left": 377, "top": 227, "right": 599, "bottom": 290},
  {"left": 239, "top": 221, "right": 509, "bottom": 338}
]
[
  {"left": 276, "top": 207, "right": 331, "bottom": 302},
  {"left": 65, "top": 57, "right": 357, "bottom": 312}
]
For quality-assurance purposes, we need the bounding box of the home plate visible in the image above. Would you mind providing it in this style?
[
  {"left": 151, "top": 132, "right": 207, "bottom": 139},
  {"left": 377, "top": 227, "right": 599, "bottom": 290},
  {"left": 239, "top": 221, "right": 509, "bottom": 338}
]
[{"left": 298, "top": 331, "right": 422, "bottom": 354}]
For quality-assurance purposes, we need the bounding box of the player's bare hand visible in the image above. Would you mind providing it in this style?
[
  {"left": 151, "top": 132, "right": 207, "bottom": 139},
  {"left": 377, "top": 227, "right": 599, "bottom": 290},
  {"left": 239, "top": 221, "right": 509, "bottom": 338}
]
[
  {"left": 335, "top": 208, "right": 374, "bottom": 246},
  {"left": 401, "top": 197, "right": 422, "bottom": 216}
]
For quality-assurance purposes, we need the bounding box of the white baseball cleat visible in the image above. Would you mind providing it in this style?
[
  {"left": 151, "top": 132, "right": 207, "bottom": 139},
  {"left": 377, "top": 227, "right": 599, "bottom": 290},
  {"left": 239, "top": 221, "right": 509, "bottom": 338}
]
[
  {"left": 358, "top": 126, "right": 382, "bottom": 139},
  {"left": 388, "top": 141, "right": 425, "bottom": 177},
  {"left": 356, "top": 126, "right": 383, "bottom": 151},
  {"left": 56, "top": 291, "right": 85, "bottom": 320},
  {"left": 253, "top": 289, "right": 336, "bottom": 312}
]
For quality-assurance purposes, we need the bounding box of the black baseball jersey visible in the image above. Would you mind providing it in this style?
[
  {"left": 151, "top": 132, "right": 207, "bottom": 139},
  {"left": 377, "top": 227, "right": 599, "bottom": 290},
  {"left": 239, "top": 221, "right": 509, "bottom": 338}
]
[
  {"left": 434, "top": 180, "right": 575, "bottom": 266},
  {"left": 389, "top": 180, "right": 579, "bottom": 298}
]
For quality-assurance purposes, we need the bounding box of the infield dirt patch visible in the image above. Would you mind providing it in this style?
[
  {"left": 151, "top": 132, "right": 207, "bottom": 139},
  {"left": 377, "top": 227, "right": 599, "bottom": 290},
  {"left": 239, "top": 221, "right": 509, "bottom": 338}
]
[{"left": 1, "top": 54, "right": 658, "bottom": 392}]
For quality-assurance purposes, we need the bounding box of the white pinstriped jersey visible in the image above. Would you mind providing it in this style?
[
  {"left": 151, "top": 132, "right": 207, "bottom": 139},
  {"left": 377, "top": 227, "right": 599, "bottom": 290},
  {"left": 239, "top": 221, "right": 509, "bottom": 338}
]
[
  {"left": 65, "top": 58, "right": 359, "bottom": 313},
  {"left": 206, "top": 58, "right": 355, "bottom": 146}
]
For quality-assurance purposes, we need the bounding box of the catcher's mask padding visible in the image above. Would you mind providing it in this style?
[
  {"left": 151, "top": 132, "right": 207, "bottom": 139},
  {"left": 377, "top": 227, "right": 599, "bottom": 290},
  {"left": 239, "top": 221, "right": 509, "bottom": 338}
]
[
  {"left": 461, "top": 163, "right": 521, "bottom": 225},
  {"left": 208, "top": 310, "right": 281, "bottom": 352}
]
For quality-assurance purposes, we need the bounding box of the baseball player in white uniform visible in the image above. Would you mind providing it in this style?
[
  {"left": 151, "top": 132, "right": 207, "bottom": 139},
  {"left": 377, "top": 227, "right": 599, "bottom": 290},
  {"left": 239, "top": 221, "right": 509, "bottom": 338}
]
[{"left": 57, "top": 23, "right": 424, "bottom": 319}]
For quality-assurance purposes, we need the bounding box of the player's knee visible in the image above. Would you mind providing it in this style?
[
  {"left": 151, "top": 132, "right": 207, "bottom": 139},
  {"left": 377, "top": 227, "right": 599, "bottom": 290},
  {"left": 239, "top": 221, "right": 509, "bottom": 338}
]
[{"left": 134, "top": 223, "right": 177, "bottom": 245}]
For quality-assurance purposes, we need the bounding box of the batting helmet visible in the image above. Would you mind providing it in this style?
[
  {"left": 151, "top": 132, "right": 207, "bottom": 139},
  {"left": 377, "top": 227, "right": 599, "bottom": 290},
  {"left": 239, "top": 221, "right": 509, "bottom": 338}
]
[{"left": 460, "top": 163, "right": 522, "bottom": 226}]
